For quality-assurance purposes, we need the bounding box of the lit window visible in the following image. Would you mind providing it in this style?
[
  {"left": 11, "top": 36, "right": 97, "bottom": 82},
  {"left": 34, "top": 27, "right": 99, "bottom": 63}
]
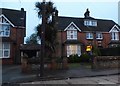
[
  {"left": 67, "top": 45, "right": 81, "bottom": 57},
  {"left": 86, "top": 33, "right": 93, "bottom": 39},
  {"left": 0, "top": 42, "right": 10, "bottom": 58}
]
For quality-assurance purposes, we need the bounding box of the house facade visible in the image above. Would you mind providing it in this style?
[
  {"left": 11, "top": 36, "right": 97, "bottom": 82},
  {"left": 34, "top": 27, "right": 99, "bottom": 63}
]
[
  {"left": 56, "top": 9, "right": 120, "bottom": 57},
  {"left": 0, "top": 8, "right": 26, "bottom": 64}
]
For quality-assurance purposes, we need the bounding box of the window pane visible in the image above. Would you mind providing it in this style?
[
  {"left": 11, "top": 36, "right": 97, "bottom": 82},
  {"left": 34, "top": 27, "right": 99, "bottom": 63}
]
[
  {"left": 0, "top": 44, "right": 2, "bottom": 49},
  {"left": 111, "top": 32, "right": 119, "bottom": 40},
  {"left": 4, "top": 50, "right": 9, "bottom": 57},
  {"left": 67, "top": 30, "right": 77, "bottom": 40},
  {"left": 96, "top": 33, "right": 102, "bottom": 39},
  {"left": 5, "top": 31, "right": 9, "bottom": 36},
  {"left": 0, "top": 50, "right": 2, "bottom": 57},
  {"left": 0, "top": 25, "right": 10, "bottom": 37},
  {"left": 4, "top": 43, "right": 10, "bottom": 49},
  {"left": 86, "top": 33, "right": 93, "bottom": 39},
  {"left": 0, "top": 43, "right": 10, "bottom": 58}
]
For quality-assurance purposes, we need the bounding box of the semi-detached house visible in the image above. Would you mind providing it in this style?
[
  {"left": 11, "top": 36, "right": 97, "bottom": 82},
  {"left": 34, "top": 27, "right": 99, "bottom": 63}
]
[
  {"left": 0, "top": 8, "right": 26, "bottom": 64},
  {"left": 56, "top": 9, "right": 120, "bottom": 57}
]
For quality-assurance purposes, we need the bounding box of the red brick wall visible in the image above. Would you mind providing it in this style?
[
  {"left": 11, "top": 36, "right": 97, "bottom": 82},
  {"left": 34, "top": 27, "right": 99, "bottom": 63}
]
[
  {"left": 56, "top": 31, "right": 113, "bottom": 58},
  {"left": 56, "top": 31, "right": 67, "bottom": 57},
  {"left": 102, "top": 33, "right": 111, "bottom": 48},
  {"left": 2, "top": 27, "right": 25, "bottom": 64}
]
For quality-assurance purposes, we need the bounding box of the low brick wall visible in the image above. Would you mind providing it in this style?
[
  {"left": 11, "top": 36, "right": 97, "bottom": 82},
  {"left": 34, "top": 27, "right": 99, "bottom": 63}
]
[{"left": 92, "top": 56, "right": 120, "bottom": 69}]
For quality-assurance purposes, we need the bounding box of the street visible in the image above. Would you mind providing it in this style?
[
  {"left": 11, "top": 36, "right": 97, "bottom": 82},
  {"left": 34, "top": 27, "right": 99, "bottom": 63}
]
[{"left": 21, "top": 75, "right": 120, "bottom": 85}]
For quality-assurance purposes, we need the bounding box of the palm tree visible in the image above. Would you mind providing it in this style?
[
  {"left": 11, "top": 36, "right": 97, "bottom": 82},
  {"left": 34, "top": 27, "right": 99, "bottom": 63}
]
[{"left": 35, "top": 1, "right": 58, "bottom": 58}]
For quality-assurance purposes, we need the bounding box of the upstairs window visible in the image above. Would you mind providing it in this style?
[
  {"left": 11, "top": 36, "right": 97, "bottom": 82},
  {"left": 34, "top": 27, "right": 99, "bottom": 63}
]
[
  {"left": 0, "top": 15, "right": 11, "bottom": 37},
  {"left": 67, "top": 30, "right": 77, "bottom": 40},
  {"left": 111, "top": 32, "right": 119, "bottom": 41},
  {"left": 110, "top": 28, "right": 119, "bottom": 41},
  {"left": 84, "top": 20, "right": 97, "bottom": 26},
  {"left": 96, "top": 32, "right": 103, "bottom": 40},
  {"left": 86, "top": 32, "right": 93, "bottom": 39},
  {"left": 0, "top": 24, "right": 10, "bottom": 37}
]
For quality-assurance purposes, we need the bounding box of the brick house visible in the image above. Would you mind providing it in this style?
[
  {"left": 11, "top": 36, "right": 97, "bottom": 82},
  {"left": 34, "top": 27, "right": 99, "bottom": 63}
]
[
  {"left": 0, "top": 8, "right": 26, "bottom": 64},
  {"left": 56, "top": 9, "right": 120, "bottom": 57}
]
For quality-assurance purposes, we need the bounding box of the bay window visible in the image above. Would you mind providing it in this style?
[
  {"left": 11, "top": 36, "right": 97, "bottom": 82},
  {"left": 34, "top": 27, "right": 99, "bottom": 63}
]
[{"left": 67, "top": 45, "right": 81, "bottom": 57}]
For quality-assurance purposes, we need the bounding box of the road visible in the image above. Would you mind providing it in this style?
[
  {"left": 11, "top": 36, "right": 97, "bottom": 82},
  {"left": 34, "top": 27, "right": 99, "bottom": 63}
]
[{"left": 21, "top": 75, "right": 120, "bottom": 85}]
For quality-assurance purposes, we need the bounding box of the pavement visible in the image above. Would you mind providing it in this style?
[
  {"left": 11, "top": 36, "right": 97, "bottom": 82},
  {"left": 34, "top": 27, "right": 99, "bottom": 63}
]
[
  {"left": 2, "top": 63, "right": 120, "bottom": 84},
  {"left": 21, "top": 75, "right": 120, "bottom": 85}
]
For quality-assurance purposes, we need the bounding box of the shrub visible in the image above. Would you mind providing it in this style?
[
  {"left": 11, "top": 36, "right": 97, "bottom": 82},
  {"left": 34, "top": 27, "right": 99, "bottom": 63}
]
[
  {"left": 80, "top": 53, "right": 91, "bottom": 62},
  {"left": 67, "top": 54, "right": 80, "bottom": 63}
]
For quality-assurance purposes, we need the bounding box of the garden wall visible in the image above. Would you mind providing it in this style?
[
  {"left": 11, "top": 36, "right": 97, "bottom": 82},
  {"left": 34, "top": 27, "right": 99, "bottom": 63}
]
[{"left": 92, "top": 56, "right": 120, "bottom": 69}]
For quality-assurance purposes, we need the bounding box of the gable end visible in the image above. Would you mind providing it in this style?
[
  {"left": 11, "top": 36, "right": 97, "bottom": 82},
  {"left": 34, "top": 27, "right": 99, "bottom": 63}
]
[
  {"left": 0, "top": 14, "right": 14, "bottom": 27},
  {"left": 109, "top": 25, "right": 120, "bottom": 32},
  {"left": 64, "top": 22, "right": 81, "bottom": 31}
]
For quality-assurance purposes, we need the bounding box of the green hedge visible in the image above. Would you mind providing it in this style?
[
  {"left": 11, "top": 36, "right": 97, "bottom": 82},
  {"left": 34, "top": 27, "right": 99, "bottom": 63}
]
[{"left": 100, "top": 47, "right": 120, "bottom": 56}]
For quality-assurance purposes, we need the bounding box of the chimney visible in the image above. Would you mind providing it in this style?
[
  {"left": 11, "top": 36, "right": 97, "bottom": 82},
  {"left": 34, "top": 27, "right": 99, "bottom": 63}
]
[
  {"left": 20, "top": 8, "right": 25, "bottom": 27},
  {"left": 21, "top": 8, "right": 24, "bottom": 12},
  {"left": 84, "top": 8, "right": 90, "bottom": 18}
]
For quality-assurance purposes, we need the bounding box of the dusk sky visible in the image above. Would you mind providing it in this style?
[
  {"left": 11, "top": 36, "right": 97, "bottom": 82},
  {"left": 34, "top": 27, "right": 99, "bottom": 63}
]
[{"left": 0, "top": 0, "right": 119, "bottom": 40}]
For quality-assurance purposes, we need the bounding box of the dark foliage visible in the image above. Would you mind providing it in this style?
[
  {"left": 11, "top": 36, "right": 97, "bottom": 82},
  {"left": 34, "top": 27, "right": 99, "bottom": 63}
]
[
  {"left": 35, "top": 1, "right": 58, "bottom": 58},
  {"left": 100, "top": 47, "right": 120, "bottom": 56}
]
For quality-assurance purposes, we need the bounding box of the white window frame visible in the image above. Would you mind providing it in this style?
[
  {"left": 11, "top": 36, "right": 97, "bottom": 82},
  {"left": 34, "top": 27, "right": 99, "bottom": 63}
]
[
  {"left": 111, "top": 32, "right": 119, "bottom": 41},
  {"left": 0, "top": 42, "right": 10, "bottom": 58},
  {"left": 67, "top": 45, "right": 81, "bottom": 57},
  {"left": 67, "top": 30, "right": 77, "bottom": 40},
  {"left": 0, "top": 17, "right": 10, "bottom": 37},
  {"left": 84, "top": 20, "right": 97, "bottom": 26},
  {"left": 86, "top": 32, "right": 93, "bottom": 39},
  {"left": 109, "top": 25, "right": 120, "bottom": 41},
  {"left": 110, "top": 29, "right": 119, "bottom": 41},
  {"left": 96, "top": 32, "right": 103, "bottom": 40}
]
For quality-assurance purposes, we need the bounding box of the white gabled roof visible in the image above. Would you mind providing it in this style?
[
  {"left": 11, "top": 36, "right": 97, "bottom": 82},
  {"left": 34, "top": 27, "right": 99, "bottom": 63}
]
[
  {"left": 0, "top": 14, "right": 15, "bottom": 27},
  {"left": 64, "top": 22, "right": 81, "bottom": 31},
  {"left": 109, "top": 25, "right": 120, "bottom": 32}
]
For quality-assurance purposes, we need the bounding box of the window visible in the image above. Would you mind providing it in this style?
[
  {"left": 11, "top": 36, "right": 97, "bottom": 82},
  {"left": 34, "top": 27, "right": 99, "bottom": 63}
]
[
  {"left": 0, "top": 42, "right": 10, "bottom": 58},
  {"left": 111, "top": 32, "right": 119, "bottom": 41},
  {"left": 96, "top": 33, "right": 103, "bottom": 40},
  {"left": 84, "top": 20, "right": 97, "bottom": 26},
  {"left": 110, "top": 28, "right": 119, "bottom": 41},
  {"left": 0, "top": 24, "right": 10, "bottom": 37},
  {"left": 86, "top": 33, "right": 93, "bottom": 39},
  {"left": 92, "top": 21, "right": 97, "bottom": 26},
  {"left": 67, "top": 30, "right": 77, "bottom": 40},
  {"left": 67, "top": 45, "right": 81, "bottom": 57}
]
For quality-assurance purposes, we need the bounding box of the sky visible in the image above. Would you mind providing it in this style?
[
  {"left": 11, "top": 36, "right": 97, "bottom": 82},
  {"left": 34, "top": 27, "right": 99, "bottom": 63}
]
[{"left": 0, "top": 0, "right": 120, "bottom": 41}]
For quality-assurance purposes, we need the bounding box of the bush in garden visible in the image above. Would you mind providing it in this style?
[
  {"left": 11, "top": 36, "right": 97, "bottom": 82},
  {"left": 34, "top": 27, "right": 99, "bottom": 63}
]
[
  {"left": 79, "top": 53, "right": 91, "bottom": 62},
  {"left": 67, "top": 54, "right": 80, "bottom": 63}
]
